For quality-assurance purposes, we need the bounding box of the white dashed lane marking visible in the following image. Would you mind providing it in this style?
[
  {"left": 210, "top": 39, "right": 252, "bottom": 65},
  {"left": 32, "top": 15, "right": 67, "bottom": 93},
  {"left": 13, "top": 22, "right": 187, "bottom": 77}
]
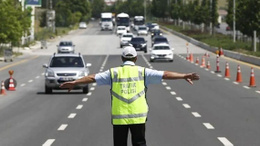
[
  {"left": 182, "top": 104, "right": 191, "bottom": 109},
  {"left": 90, "top": 87, "right": 95, "bottom": 91},
  {"left": 68, "top": 113, "right": 77, "bottom": 119},
  {"left": 170, "top": 91, "right": 176, "bottom": 95},
  {"left": 57, "top": 124, "right": 68, "bottom": 131},
  {"left": 176, "top": 97, "right": 183, "bottom": 101},
  {"left": 28, "top": 80, "right": 33, "bottom": 83},
  {"left": 87, "top": 92, "right": 92, "bottom": 96},
  {"left": 82, "top": 98, "right": 88, "bottom": 102},
  {"left": 218, "top": 137, "right": 234, "bottom": 146},
  {"left": 191, "top": 112, "right": 201, "bottom": 117},
  {"left": 76, "top": 105, "right": 83, "bottom": 109},
  {"left": 166, "top": 86, "right": 171, "bottom": 90},
  {"left": 203, "top": 123, "right": 215, "bottom": 129},
  {"left": 20, "top": 84, "right": 26, "bottom": 87},
  {"left": 42, "top": 139, "right": 55, "bottom": 146}
]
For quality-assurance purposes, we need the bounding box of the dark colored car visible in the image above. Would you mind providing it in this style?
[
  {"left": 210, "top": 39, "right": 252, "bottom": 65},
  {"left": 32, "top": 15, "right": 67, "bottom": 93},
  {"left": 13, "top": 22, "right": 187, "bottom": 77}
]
[
  {"left": 129, "top": 37, "right": 147, "bottom": 53},
  {"left": 152, "top": 36, "right": 169, "bottom": 47},
  {"left": 151, "top": 29, "right": 162, "bottom": 39}
]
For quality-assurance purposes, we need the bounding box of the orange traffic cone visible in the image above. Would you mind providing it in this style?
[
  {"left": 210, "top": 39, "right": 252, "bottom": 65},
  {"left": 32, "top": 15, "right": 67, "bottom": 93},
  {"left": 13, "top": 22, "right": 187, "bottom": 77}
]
[
  {"left": 236, "top": 65, "right": 242, "bottom": 83},
  {"left": 204, "top": 52, "right": 210, "bottom": 58},
  {"left": 225, "top": 62, "right": 230, "bottom": 78},
  {"left": 8, "top": 78, "right": 15, "bottom": 91},
  {"left": 1, "top": 81, "right": 6, "bottom": 95},
  {"left": 195, "top": 57, "right": 199, "bottom": 65},
  {"left": 249, "top": 67, "right": 256, "bottom": 87},
  {"left": 200, "top": 57, "right": 206, "bottom": 67},
  {"left": 206, "top": 61, "right": 211, "bottom": 69},
  {"left": 219, "top": 47, "right": 224, "bottom": 56},
  {"left": 189, "top": 53, "right": 194, "bottom": 63}
]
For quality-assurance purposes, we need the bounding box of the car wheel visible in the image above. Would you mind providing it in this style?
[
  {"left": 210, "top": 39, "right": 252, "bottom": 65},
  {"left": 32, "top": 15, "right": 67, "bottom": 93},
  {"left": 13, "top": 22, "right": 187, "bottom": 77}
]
[
  {"left": 45, "top": 86, "right": 52, "bottom": 94},
  {"left": 150, "top": 59, "right": 154, "bottom": 62},
  {"left": 144, "top": 47, "right": 147, "bottom": 53},
  {"left": 83, "top": 85, "right": 89, "bottom": 93},
  {"left": 120, "top": 45, "right": 122, "bottom": 48},
  {"left": 169, "top": 60, "right": 173, "bottom": 62}
]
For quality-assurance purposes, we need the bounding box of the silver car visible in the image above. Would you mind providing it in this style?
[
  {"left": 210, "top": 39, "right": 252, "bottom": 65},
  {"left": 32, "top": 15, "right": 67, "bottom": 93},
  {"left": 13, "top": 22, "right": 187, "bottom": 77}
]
[
  {"left": 57, "top": 41, "right": 75, "bottom": 53},
  {"left": 43, "top": 53, "right": 92, "bottom": 94}
]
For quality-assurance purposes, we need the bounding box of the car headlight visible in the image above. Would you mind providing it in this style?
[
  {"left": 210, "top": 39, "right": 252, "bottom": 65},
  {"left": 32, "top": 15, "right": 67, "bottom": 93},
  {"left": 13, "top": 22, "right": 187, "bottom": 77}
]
[
  {"left": 168, "top": 53, "right": 173, "bottom": 56},
  {"left": 46, "top": 69, "right": 54, "bottom": 77},
  {"left": 79, "top": 71, "right": 86, "bottom": 77},
  {"left": 141, "top": 43, "right": 147, "bottom": 47}
]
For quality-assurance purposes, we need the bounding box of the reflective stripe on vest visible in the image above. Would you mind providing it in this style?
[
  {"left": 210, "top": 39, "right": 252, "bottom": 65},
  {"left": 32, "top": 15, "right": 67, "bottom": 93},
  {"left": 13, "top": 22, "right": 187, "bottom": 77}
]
[{"left": 110, "top": 66, "right": 148, "bottom": 125}]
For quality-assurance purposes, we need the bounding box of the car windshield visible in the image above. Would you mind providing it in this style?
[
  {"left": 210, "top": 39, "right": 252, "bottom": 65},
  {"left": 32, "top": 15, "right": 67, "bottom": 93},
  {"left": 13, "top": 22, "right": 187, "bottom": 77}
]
[
  {"left": 118, "top": 27, "right": 125, "bottom": 30},
  {"left": 154, "top": 46, "right": 170, "bottom": 50},
  {"left": 123, "top": 35, "right": 133, "bottom": 38},
  {"left": 139, "top": 27, "right": 146, "bottom": 30},
  {"left": 50, "top": 57, "right": 84, "bottom": 67},
  {"left": 131, "top": 38, "right": 145, "bottom": 42},
  {"left": 155, "top": 38, "right": 167, "bottom": 43},
  {"left": 60, "top": 42, "right": 72, "bottom": 46}
]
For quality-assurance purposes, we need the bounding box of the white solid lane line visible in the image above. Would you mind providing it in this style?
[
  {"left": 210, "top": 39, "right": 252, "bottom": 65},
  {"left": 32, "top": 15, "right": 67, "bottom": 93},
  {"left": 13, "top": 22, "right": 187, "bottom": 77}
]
[
  {"left": 57, "top": 124, "right": 68, "bottom": 131},
  {"left": 68, "top": 113, "right": 77, "bottom": 119},
  {"left": 42, "top": 139, "right": 55, "bottom": 146},
  {"left": 203, "top": 123, "right": 215, "bottom": 129},
  {"left": 218, "top": 137, "right": 234, "bottom": 146}
]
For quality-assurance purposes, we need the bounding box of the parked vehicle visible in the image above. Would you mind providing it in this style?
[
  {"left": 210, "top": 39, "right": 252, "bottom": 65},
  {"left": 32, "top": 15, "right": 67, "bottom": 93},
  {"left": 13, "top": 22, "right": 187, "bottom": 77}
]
[{"left": 79, "top": 22, "right": 87, "bottom": 29}]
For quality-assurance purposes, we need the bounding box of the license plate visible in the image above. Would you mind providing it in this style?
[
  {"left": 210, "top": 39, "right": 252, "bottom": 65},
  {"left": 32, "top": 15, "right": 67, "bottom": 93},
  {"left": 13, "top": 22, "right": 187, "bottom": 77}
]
[{"left": 59, "top": 77, "right": 73, "bottom": 81}]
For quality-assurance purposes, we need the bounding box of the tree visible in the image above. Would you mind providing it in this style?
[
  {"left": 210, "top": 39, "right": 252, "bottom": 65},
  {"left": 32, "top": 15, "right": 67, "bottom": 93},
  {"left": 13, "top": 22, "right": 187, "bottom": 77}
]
[
  {"left": 91, "top": 0, "right": 105, "bottom": 18},
  {"left": 236, "top": 0, "right": 260, "bottom": 38},
  {"left": 0, "top": 0, "right": 31, "bottom": 46},
  {"left": 55, "top": 0, "right": 91, "bottom": 27}
]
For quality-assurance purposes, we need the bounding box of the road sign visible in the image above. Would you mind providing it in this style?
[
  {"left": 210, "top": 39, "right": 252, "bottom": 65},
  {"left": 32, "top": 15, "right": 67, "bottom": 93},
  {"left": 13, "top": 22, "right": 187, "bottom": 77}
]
[{"left": 25, "top": 0, "right": 42, "bottom": 6}]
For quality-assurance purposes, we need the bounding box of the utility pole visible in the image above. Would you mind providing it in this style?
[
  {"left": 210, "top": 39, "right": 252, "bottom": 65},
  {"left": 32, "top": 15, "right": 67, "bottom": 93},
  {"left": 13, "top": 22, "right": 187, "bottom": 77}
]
[
  {"left": 144, "top": 0, "right": 146, "bottom": 20},
  {"left": 233, "top": 0, "right": 236, "bottom": 42}
]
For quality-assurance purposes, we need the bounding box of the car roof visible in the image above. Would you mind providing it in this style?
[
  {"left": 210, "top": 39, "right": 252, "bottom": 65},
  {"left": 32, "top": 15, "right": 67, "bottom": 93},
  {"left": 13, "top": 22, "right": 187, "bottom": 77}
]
[
  {"left": 153, "top": 43, "right": 170, "bottom": 47},
  {"left": 132, "top": 36, "right": 145, "bottom": 39},
  {"left": 122, "top": 33, "right": 134, "bottom": 36},
  {"left": 52, "top": 53, "right": 82, "bottom": 57},
  {"left": 117, "top": 26, "right": 126, "bottom": 28},
  {"left": 153, "top": 36, "right": 166, "bottom": 39}
]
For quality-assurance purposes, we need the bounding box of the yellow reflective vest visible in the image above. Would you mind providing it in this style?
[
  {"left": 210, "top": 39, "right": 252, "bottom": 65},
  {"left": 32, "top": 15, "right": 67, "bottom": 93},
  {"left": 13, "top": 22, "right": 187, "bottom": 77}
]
[{"left": 110, "top": 65, "right": 148, "bottom": 125}]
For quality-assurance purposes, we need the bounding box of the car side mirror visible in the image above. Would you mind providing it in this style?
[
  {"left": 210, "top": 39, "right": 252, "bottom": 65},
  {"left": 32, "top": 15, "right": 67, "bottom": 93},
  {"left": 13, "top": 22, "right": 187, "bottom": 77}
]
[
  {"left": 86, "top": 63, "right": 92, "bottom": 67},
  {"left": 56, "top": 45, "right": 59, "bottom": 47},
  {"left": 149, "top": 48, "right": 152, "bottom": 51},
  {"left": 43, "top": 64, "right": 48, "bottom": 68},
  {"left": 172, "top": 48, "right": 175, "bottom": 51}
]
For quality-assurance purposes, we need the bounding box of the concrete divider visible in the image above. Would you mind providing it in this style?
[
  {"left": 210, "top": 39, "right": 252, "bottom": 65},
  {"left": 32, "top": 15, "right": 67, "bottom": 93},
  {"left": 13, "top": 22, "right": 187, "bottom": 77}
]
[{"left": 161, "top": 25, "right": 260, "bottom": 66}]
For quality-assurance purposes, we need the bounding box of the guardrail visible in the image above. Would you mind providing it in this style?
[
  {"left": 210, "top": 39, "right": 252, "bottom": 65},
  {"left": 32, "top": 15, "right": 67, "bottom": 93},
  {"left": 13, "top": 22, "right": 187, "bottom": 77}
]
[{"left": 161, "top": 26, "right": 260, "bottom": 66}]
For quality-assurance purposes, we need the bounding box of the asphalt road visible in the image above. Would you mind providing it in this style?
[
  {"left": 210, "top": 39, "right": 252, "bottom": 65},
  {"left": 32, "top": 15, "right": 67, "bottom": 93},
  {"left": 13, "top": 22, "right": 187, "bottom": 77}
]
[{"left": 0, "top": 21, "right": 259, "bottom": 146}]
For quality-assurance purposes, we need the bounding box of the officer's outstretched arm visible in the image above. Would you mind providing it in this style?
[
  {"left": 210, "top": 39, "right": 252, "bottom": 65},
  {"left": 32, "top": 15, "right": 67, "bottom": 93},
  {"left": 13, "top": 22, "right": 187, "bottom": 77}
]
[
  {"left": 162, "top": 71, "right": 199, "bottom": 85},
  {"left": 60, "top": 74, "right": 96, "bottom": 92}
]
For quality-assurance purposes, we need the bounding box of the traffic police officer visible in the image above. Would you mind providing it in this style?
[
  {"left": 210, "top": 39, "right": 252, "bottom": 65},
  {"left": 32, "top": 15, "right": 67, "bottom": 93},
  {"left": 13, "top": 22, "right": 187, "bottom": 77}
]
[{"left": 60, "top": 46, "right": 200, "bottom": 146}]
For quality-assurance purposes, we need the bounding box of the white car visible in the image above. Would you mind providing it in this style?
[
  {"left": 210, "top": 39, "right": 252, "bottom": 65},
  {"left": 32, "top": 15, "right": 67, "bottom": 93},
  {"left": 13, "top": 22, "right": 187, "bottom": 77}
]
[
  {"left": 150, "top": 43, "right": 174, "bottom": 62},
  {"left": 116, "top": 26, "right": 127, "bottom": 36},
  {"left": 137, "top": 26, "right": 148, "bottom": 36},
  {"left": 57, "top": 41, "right": 75, "bottom": 53},
  {"left": 79, "top": 22, "right": 87, "bottom": 29},
  {"left": 120, "top": 33, "right": 134, "bottom": 48}
]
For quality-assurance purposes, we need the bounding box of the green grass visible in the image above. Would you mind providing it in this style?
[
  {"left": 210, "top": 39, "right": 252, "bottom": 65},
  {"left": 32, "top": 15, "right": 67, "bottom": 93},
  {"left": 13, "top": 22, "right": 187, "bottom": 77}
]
[{"left": 159, "top": 22, "right": 260, "bottom": 57}]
